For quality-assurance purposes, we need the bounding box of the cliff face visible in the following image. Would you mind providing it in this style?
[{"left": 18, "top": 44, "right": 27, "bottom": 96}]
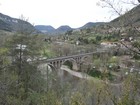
[{"left": 0, "top": 13, "right": 38, "bottom": 33}]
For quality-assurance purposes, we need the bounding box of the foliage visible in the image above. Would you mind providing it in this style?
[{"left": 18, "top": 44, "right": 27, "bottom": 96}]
[
  {"left": 0, "top": 6, "right": 140, "bottom": 104},
  {"left": 88, "top": 69, "right": 102, "bottom": 78},
  {"left": 0, "top": 33, "right": 50, "bottom": 105},
  {"left": 69, "top": 92, "right": 86, "bottom": 105},
  {"left": 42, "top": 48, "right": 55, "bottom": 58},
  {"left": 63, "top": 61, "right": 73, "bottom": 70}
]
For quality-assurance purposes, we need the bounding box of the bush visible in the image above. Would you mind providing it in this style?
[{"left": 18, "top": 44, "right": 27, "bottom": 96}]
[{"left": 88, "top": 69, "right": 102, "bottom": 78}]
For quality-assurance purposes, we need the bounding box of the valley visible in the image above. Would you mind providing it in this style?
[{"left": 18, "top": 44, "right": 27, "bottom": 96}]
[{"left": 0, "top": 3, "right": 140, "bottom": 105}]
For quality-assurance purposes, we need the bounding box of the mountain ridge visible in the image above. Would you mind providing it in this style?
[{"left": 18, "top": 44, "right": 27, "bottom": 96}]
[
  {"left": 109, "top": 4, "right": 140, "bottom": 27},
  {"left": 79, "top": 22, "right": 104, "bottom": 29},
  {"left": 0, "top": 13, "right": 39, "bottom": 33},
  {"left": 35, "top": 22, "right": 104, "bottom": 35},
  {"left": 35, "top": 25, "right": 55, "bottom": 33}
]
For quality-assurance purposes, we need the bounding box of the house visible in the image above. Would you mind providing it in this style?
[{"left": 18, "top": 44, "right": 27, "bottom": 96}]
[{"left": 100, "top": 42, "right": 117, "bottom": 48}]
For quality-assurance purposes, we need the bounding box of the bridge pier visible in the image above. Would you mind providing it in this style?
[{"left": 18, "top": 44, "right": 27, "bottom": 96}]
[
  {"left": 72, "top": 63, "right": 78, "bottom": 71},
  {"left": 58, "top": 68, "right": 64, "bottom": 76}
]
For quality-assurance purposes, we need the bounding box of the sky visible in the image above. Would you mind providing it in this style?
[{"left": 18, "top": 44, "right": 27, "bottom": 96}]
[{"left": 0, "top": 0, "right": 138, "bottom": 28}]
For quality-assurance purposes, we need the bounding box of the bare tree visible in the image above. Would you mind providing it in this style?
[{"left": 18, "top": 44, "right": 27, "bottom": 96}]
[{"left": 97, "top": 0, "right": 139, "bottom": 16}]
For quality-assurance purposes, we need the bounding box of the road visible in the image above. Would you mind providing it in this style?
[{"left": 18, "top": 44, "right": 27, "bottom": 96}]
[{"left": 61, "top": 65, "right": 93, "bottom": 80}]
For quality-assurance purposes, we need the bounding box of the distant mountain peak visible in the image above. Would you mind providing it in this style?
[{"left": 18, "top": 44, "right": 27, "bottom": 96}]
[
  {"left": 56, "top": 25, "right": 72, "bottom": 31},
  {"left": 35, "top": 22, "right": 104, "bottom": 35},
  {"left": 35, "top": 25, "right": 55, "bottom": 33},
  {"left": 35, "top": 25, "right": 72, "bottom": 35}
]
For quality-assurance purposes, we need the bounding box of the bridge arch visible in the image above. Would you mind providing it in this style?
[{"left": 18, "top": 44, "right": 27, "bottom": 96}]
[
  {"left": 47, "top": 63, "right": 57, "bottom": 72},
  {"left": 38, "top": 63, "right": 57, "bottom": 78},
  {"left": 38, "top": 63, "right": 58, "bottom": 89},
  {"left": 62, "top": 58, "right": 78, "bottom": 71}
]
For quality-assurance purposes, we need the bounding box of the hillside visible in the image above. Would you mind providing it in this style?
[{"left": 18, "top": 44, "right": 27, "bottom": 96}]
[
  {"left": 110, "top": 4, "right": 140, "bottom": 27},
  {"left": 80, "top": 22, "right": 104, "bottom": 29},
  {"left": 0, "top": 13, "right": 39, "bottom": 33},
  {"left": 92, "top": 5, "right": 140, "bottom": 35},
  {"left": 35, "top": 25, "right": 55, "bottom": 33}
]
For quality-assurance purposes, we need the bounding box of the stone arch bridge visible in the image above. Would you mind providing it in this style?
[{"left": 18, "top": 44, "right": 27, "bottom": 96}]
[{"left": 38, "top": 51, "right": 108, "bottom": 71}]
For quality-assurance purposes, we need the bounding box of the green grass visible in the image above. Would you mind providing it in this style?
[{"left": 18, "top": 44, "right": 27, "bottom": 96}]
[{"left": 42, "top": 49, "right": 55, "bottom": 58}]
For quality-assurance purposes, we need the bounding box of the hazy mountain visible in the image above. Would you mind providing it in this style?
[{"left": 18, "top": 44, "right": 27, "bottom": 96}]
[
  {"left": 0, "top": 13, "right": 39, "bottom": 33},
  {"left": 35, "top": 25, "right": 73, "bottom": 35},
  {"left": 80, "top": 22, "right": 104, "bottom": 29},
  {"left": 56, "top": 25, "right": 72, "bottom": 33},
  {"left": 35, "top": 25, "right": 55, "bottom": 33},
  {"left": 35, "top": 22, "right": 104, "bottom": 35}
]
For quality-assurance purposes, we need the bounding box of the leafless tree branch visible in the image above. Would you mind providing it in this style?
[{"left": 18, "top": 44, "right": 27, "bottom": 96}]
[{"left": 120, "top": 41, "right": 140, "bottom": 55}]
